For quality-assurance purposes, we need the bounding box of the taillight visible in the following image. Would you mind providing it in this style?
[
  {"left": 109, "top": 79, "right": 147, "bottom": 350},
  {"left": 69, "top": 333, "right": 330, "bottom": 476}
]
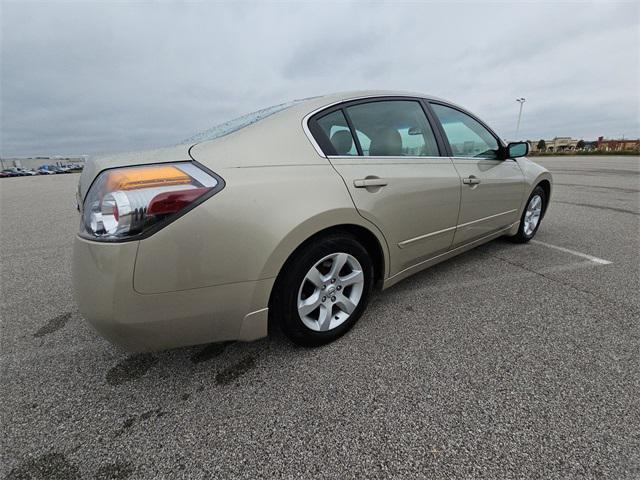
[{"left": 80, "top": 162, "right": 222, "bottom": 241}]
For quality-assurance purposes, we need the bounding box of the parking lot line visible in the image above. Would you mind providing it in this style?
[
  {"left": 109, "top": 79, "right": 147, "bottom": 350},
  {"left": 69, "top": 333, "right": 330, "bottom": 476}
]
[{"left": 531, "top": 240, "right": 613, "bottom": 265}]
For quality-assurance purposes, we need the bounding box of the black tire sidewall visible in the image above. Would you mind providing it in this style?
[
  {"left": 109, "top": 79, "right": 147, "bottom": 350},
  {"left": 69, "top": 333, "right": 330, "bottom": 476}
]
[
  {"left": 274, "top": 234, "right": 374, "bottom": 346},
  {"left": 518, "top": 186, "right": 546, "bottom": 241}
]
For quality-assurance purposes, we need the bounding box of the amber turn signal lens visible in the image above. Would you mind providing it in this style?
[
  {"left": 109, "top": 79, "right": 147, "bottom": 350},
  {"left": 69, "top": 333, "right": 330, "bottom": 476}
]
[{"left": 104, "top": 165, "right": 191, "bottom": 192}]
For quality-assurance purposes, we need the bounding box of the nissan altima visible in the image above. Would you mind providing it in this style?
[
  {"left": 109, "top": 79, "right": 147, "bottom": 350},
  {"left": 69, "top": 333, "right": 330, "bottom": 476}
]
[{"left": 73, "top": 91, "right": 552, "bottom": 350}]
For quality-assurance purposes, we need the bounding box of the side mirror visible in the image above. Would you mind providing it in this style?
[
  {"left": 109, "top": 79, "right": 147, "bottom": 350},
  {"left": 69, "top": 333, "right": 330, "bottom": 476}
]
[{"left": 506, "top": 142, "right": 529, "bottom": 158}]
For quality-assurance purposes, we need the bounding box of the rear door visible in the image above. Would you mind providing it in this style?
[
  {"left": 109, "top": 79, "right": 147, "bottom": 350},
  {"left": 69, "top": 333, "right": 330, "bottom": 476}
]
[
  {"left": 308, "top": 98, "right": 461, "bottom": 276},
  {"left": 429, "top": 102, "right": 525, "bottom": 247}
]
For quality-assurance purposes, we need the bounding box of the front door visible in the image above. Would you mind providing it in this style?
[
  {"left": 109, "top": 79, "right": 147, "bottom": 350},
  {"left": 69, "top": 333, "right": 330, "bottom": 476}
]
[
  {"left": 311, "top": 99, "right": 461, "bottom": 276},
  {"left": 430, "top": 103, "right": 525, "bottom": 246}
]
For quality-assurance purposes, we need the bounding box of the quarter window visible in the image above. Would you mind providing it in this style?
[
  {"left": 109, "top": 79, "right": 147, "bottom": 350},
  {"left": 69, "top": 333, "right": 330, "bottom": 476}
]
[
  {"left": 316, "top": 110, "right": 358, "bottom": 156},
  {"left": 431, "top": 104, "right": 500, "bottom": 159},
  {"left": 345, "top": 101, "right": 439, "bottom": 157}
]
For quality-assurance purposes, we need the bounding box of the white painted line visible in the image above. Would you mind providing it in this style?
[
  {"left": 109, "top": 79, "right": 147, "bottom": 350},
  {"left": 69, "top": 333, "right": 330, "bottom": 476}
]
[{"left": 531, "top": 240, "right": 613, "bottom": 265}]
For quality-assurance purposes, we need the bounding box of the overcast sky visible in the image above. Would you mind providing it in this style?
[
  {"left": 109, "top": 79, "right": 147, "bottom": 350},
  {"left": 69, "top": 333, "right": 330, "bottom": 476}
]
[{"left": 1, "top": 0, "right": 638, "bottom": 157}]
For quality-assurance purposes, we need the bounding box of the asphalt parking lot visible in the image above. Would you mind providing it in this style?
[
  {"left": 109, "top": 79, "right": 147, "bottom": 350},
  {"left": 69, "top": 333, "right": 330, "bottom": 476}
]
[{"left": 1, "top": 155, "right": 638, "bottom": 479}]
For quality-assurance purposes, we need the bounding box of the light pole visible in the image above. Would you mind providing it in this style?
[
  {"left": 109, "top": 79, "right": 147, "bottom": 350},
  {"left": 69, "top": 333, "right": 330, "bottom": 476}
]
[{"left": 515, "top": 97, "right": 526, "bottom": 139}]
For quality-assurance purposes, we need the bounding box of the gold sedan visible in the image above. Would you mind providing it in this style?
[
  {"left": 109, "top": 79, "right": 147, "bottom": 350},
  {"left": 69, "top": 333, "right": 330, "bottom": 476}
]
[{"left": 73, "top": 91, "right": 552, "bottom": 350}]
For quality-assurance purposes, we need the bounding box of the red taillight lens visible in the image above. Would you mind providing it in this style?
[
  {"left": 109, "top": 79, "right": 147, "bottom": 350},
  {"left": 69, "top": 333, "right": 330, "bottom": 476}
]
[{"left": 147, "top": 187, "right": 211, "bottom": 216}]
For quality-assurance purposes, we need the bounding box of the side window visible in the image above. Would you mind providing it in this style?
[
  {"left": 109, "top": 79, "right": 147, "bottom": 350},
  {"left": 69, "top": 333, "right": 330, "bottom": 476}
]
[
  {"left": 431, "top": 104, "right": 500, "bottom": 159},
  {"left": 355, "top": 130, "right": 371, "bottom": 155},
  {"left": 316, "top": 110, "right": 357, "bottom": 156},
  {"left": 345, "top": 101, "right": 439, "bottom": 157}
]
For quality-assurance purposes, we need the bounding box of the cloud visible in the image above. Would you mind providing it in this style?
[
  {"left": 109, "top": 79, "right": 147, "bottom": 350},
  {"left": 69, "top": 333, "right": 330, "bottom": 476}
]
[{"left": 1, "top": 0, "right": 638, "bottom": 156}]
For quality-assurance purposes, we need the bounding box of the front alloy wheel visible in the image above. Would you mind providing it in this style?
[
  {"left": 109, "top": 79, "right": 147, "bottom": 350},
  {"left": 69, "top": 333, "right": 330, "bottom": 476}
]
[
  {"left": 523, "top": 194, "right": 542, "bottom": 236},
  {"left": 510, "top": 185, "right": 546, "bottom": 243}
]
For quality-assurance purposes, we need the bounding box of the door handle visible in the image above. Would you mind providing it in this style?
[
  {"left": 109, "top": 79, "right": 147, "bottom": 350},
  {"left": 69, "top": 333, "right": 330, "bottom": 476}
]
[
  {"left": 354, "top": 178, "right": 388, "bottom": 188},
  {"left": 463, "top": 176, "right": 481, "bottom": 185}
]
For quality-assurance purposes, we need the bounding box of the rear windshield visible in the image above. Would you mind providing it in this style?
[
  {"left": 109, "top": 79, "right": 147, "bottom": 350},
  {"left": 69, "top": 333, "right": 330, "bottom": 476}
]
[{"left": 182, "top": 97, "right": 317, "bottom": 145}]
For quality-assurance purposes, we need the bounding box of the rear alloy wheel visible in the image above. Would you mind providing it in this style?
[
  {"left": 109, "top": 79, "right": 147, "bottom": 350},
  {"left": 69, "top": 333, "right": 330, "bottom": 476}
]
[
  {"left": 297, "top": 252, "right": 365, "bottom": 332},
  {"left": 510, "top": 185, "right": 546, "bottom": 243},
  {"left": 272, "top": 233, "right": 373, "bottom": 346}
]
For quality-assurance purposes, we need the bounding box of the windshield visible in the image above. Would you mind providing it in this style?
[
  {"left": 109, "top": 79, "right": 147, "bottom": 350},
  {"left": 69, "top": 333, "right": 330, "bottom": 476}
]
[{"left": 182, "top": 97, "right": 317, "bottom": 145}]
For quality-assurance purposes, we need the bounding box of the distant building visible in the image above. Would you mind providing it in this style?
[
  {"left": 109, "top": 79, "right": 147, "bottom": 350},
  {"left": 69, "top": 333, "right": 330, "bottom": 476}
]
[
  {"left": 529, "top": 137, "right": 579, "bottom": 153},
  {"left": 529, "top": 136, "right": 639, "bottom": 153},
  {"left": 596, "top": 136, "right": 640, "bottom": 152},
  {"left": 548, "top": 137, "right": 579, "bottom": 152}
]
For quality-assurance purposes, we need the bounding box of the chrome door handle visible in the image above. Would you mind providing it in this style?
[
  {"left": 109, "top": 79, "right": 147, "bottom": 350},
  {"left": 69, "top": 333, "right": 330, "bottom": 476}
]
[
  {"left": 463, "top": 176, "right": 481, "bottom": 185},
  {"left": 354, "top": 178, "right": 388, "bottom": 188}
]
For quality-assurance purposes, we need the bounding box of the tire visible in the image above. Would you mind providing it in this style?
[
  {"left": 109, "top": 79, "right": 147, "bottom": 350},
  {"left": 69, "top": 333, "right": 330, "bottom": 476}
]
[
  {"left": 270, "top": 233, "right": 374, "bottom": 347},
  {"left": 509, "top": 185, "right": 546, "bottom": 243}
]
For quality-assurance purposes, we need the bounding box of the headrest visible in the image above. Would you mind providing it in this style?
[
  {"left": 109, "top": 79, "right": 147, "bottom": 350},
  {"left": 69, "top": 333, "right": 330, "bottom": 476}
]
[{"left": 330, "top": 130, "right": 354, "bottom": 155}]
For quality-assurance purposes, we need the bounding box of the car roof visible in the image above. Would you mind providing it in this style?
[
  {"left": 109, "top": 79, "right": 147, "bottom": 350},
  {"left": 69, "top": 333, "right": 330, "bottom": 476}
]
[
  {"left": 293, "top": 90, "right": 451, "bottom": 112},
  {"left": 327, "top": 89, "right": 440, "bottom": 100}
]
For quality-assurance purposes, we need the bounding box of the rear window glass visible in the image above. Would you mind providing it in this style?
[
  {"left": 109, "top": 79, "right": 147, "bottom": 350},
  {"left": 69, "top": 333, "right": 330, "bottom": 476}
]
[
  {"left": 182, "top": 97, "right": 317, "bottom": 145},
  {"left": 345, "top": 100, "right": 439, "bottom": 157},
  {"left": 316, "top": 110, "right": 358, "bottom": 156}
]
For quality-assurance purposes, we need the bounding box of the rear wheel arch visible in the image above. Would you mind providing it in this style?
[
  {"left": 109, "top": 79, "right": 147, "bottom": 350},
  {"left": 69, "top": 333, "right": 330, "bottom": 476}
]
[
  {"left": 267, "top": 223, "right": 387, "bottom": 335},
  {"left": 269, "top": 230, "right": 377, "bottom": 345},
  {"left": 320, "top": 224, "right": 386, "bottom": 286},
  {"left": 270, "top": 224, "right": 387, "bottom": 294}
]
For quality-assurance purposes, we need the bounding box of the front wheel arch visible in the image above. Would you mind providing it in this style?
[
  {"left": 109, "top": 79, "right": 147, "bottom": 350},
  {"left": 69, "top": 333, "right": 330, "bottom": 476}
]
[
  {"left": 537, "top": 179, "right": 551, "bottom": 219},
  {"left": 509, "top": 184, "right": 547, "bottom": 243}
]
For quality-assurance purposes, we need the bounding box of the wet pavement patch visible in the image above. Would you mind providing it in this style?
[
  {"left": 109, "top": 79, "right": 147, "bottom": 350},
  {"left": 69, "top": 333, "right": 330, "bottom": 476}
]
[
  {"left": 94, "top": 461, "right": 134, "bottom": 480},
  {"left": 114, "top": 417, "right": 137, "bottom": 437},
  {"left": 115, "top": 408, "right": 166, "bottom": 437},
  {"left": 7, "top": 452, "right": 80, "bottom": 480},
  {"left": 106, "top": 354, "right": 158, "bottom": 386},
  {"left": 33, "top": 312, "right": 72, "bottom": 338},
  {"left": 215, "top": 355, "right": 257, "bottom": 385},
  {"left": 190, "top": 341, "right": 234, "bottom": 364},
  {"left": 140, "top": 408, "right": 165, "bottom": 420}
]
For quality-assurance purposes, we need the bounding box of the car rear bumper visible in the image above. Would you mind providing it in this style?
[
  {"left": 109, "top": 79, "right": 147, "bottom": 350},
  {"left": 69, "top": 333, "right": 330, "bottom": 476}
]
[{"left": 72, "top": 236, "right": 272, "bottom": 352}]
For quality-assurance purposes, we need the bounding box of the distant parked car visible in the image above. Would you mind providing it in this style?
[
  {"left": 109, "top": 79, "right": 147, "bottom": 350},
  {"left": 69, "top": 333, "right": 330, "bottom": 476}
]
[
  {"left": 16, "top": 167, "right": 38, "bottom": 176},
  {"left": 46, "top": 165, "right": 65, "bottom": 174},
  {"left": 2, "top": 167, "right": 28, "bottom": 177},
  {"left": 37, "top": 166, "right": 56, "bottom": 175},
  {"left": 67, "top": 163, "right": 84, "bottom": 172}
]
